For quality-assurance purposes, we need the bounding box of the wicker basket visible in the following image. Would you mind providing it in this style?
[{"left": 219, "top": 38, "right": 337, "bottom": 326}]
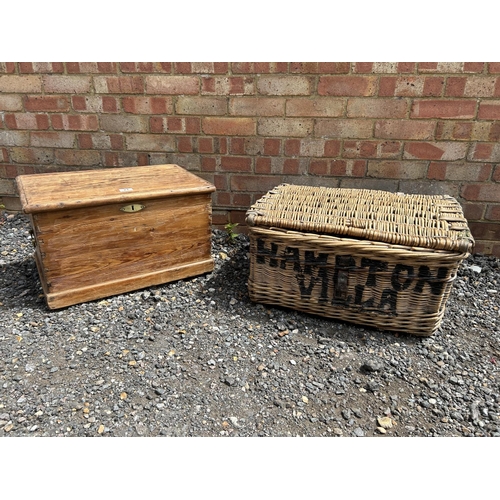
[{"left": 246, "top": 184, "right": 474, "bottom": 337}]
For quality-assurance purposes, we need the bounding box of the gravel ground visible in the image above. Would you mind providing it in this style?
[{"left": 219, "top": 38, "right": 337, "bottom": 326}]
[{"left": 1, "top": 211, "right": 499, "bottom": 438}]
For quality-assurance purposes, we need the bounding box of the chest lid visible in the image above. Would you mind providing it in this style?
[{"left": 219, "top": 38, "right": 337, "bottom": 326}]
[
  {"left": 246, "top": 183, "right": 474, "bottom": 253},
  {"left": 16, "top": 164, "right": 215, "bottom": 214}
]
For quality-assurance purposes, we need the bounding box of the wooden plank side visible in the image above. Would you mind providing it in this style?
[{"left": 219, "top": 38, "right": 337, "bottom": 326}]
[
  {"left": 44, "top": 258, "right": 214, "bottom": 309},
  {"left": 33, "top": 194, "right": 213, "bottom": 293},
  {"left": 16, "top": 164, "right": 215, "bottom": 213}
]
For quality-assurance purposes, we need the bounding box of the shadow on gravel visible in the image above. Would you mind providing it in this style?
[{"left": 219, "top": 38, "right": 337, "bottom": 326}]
[{"left": 0, "top": 255, "right": 46, "bottom": 310}]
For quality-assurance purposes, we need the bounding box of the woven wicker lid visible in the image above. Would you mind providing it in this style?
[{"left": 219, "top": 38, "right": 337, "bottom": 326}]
[{"left": 246, "top": 184, "right": 474, "bottom": 253}]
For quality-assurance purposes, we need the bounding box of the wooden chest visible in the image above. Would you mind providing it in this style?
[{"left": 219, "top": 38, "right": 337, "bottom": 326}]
[
  {"left": 16, "top": 164, "right": 216, "bottom": 309},
  {"left": 246, "top": 184, "right": 474, "bottom": 337}
]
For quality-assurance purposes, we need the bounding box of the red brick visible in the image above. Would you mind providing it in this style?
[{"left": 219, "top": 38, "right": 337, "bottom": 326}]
[
  {"left": 343, "top": 140, "right": 377, "bottom": 158},
  {"left": 353, "top": 63, "right": 373, "bottom": 73},
  {"left": 478, "top": 101, "right": 500, "bottom": 120},
  {"left": 230, "top": 137, "right": 245, "bottom": 155},
  {"left": 256, "top": 157, "right": 272, "bottom": 173},
  {"left": 490, "top": 123, "right": 500, "bottom": 142},
  {"left": 24, "top": 95, "right": 70, "bottom": 112},
  {"left": 462, "top": 203, "right": 486, "bottom": 220},
  {"left": 468, "top": 222, "right": 500, "bottom": 240},
  {"left": 220, "top": 157, "right": 252, "bottom": 172},
  {"left": 0, "top": 62, "right": 16, "bottom": 73},
  {"left": 489, "top": 63, "right": 500, "bottom": 74},
  {"left": 201, "top": 77, "right": 216, "bottom": 93},
  {"left": 217, "top": 137, "right": 229, "bottom": 154},
  {"left": 4, "top": 113, "right": 50, "bottom": 130},
  {"left": 464, "top": 63, "right": 485, "bottom": 73},
  {"left": 102, "top": 152, "right": 141, "bottom": 167},
  {"left": 77, "top": 133, "right": 123, "bottom": 150},
  {"left": 203, "top": 117, "right": 255, "bottom": 136},
  {"left": 283, "top": 159, "right": 299, "bottom": 174},
  {"left": 347, "top": 98, "right": 407, "bottom": 118},
  {"left": 285, "top": 139, "right": 300, "bottom": 156},
  {"left": 230, "top": 97, "right": 284, "bottom": 116},
  {"left": 66, "top": 62, "right": 117, "bottom": 73},
  {"left": 94, "top": 76, "right": 144, "bottom": 94},
  {"left": 308, "top": 160, "right": 328, "bottom": 175},
  {"left": 55, "top": 149, "right": 101, "bottom": 166},
  {"left": 318, "top": 76, "right": 377, "bottom": 96},
  {"left": 201, "top": 76, "right": 254, "bottom": 95},
  {"left": 380, "top": 76, "right": 444, "bottom": 97},
  {"left": 493, "top": 165, "right": 500, "bottom": 182},
  {"left": 19, "top": 62, "right": 64, "bottom": 73},
  {"left": 177, "top": 137, "right": 193, "bottom": 153},
  {"left": 122, "top": 96, "right": 173, "bottom": 114},
  {"left": 201, "top": 157, "right": 217, "bottom": 171},
  {"left": 197, "top": 137, "right": 214, "bottom": 153},
  {"left": 411, "top": 100, "right": 476, "bottom": 119},
  {"left": 462, "top": 184, "right": 500, "bottom": 202},
  {"left": 145, "top": 76, "right": 199, "bottom": 95},
  {"left": 185, "top": 117, "right": 201, "bottom": 134},
  {"left": 398, "top": 63, "right": 416, "bottom": 73},
  {"left": 485, "top": 205, "right": 500, "bottom": 220},
  {"left": 325, "top": 140, "right": 341, "bottom": 157},
  {"left": 378, "top": 77, "right": 396, "bottom": 96},
  {"left": 0, "top": 148, "right": 8, "bottom": 162},
  {"left": 331, "top": 159, "right": 366, "bottom": 177},
  {"left": 445, "top": 77, "right": 466, "bottom": 97},
  {"left": 51, "top": 114, "right": 99, "bottom": 131},
  {"left": 468, "top": 143, "right": 500, "bottom": 162},
  {"left": 423, "top": 77, "right": 445, "bottom": 96},
  {"left": 231, "top": 174, "right": 283, "bottom": 192},
  {"left": 119, "top": 62, "right": 154, "bottom": 73},
  {"left": 71, "top": 95, "right": 118, "bottom": 113},
  {"left": 264, "top": 139, "right": 281, "bottom": 155},
  {"left": 418, "top": 63, "right": 438, "bottom": 72},
  {"left": 315, "top": 119, "right": 373, "bottom": 139},
  {"left": 428, "top": 162, "right": 492, "bottom": 181},
  {"left": 231, "top": 193, "right": 250, "bottom": 208}
]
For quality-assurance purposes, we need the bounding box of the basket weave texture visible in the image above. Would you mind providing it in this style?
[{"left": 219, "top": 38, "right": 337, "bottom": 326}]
[{"left": 246, "top": 184, "right": 474, "bottom": 337}]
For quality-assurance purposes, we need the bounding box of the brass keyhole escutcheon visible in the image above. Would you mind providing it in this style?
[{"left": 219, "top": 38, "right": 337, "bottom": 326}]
[{"left": 120, "top": 204, "right": 145, "bottom": 213}]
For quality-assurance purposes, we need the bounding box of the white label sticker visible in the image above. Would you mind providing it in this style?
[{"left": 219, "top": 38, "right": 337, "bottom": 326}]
[{"left": 119, "top": 188, "right": 134, "bottom": 192}]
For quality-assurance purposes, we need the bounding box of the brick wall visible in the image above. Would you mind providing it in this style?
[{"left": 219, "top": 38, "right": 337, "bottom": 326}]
[{"left": 1, "top": 62, "right": 499, "bottom": 256}]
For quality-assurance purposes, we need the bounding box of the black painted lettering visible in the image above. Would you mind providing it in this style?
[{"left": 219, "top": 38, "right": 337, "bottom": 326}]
[
  {"left": 414, "top": 266, "right": 449, "bottom": 295},
  {"left": 256, "top": 238, "right": 279, "bottom": 267},
  {"left": 391, "top": 264, "right": 415, "bottom": 291},
  {"left": 361, "top": 257, "right": 388, "bottom": 287},
  {"left": 296, "top": 251, "right": 329, "bottom": 298}
]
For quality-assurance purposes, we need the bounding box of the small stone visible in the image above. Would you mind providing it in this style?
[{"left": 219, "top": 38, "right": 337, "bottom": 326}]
[
  {"left": 361, "top": 359, "right": 385, "bottom": 372},
  {"left": 377, "top": 427, "right": 387, "bottom": 434},
  {"left": 302, "top": 396, "right": 309, "bottom": 404},
  {"left": 377, "top": 416, "right": 393, "bottom": 429}
]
